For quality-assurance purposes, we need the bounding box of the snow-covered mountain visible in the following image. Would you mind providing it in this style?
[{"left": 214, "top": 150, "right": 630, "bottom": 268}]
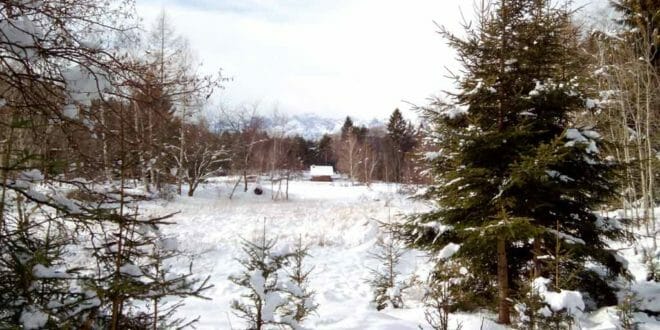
[
  {"left": 266, "top": 113, "right": 387, "bottom": 140},
  {"left": 268, "top": 113, "right": 342, "bottom": 140}
]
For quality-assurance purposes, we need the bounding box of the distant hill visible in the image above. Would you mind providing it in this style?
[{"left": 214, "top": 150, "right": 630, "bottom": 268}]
[
  {"left": 215, "top": 112, "right": 387, "bottom": 140},
  {"left": 266, "top": 113, "right": 387, "bottom": 140}
]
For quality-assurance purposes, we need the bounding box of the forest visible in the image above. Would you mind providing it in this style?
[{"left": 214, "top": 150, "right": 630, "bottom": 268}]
[{"left": 0, "top": 0, "right": 658, "bottom": 329}]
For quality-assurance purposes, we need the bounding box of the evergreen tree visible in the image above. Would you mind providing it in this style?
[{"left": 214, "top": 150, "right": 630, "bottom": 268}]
[
  {"left": 282, "top": 236, "right": 318, "bottom": 324},
  {"left": 387, "top": 109, "right": 415, "bottom": 152},
  {"left": 316, "top": 134, "right": 335, "bottom": 167},
  {"left": 341, "top": 116, "right": 354, "bottom": 141},
  {"left": 423, "top": 259, "right": 464, "bottom": 330},
  {"left": 399, "top": 0, "right": 627, "bottom": 324},
  {"left": 611, "top": 0, "right": 660, "bottom": 68},
  {"left": 229, "top": 225, "right": 304, "bottom": 329},
  {"left": 0, "top": 191, "right": 87, "bottom": 328},
  {"left": 386, "top": 109, "right": 416, "bottom": 182},
  {"left": 367, "top": 229, "right": 406, "bottom": 311}
]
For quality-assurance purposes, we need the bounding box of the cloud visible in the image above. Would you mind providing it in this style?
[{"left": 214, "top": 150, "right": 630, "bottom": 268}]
[
  {"left": 136, "top": 0, "right": 607, "bottom": 121},
  {"left": 141, "top": 0, "right": 346, "bottom": 22}
]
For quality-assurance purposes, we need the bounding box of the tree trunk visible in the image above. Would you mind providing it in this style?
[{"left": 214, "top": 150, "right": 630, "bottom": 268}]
[
  {"left": 533, "top": 237, "right": 542, "bottom": 278},
  {"left": 497, "top": 238, "right": 510, "bottom": 325},
  {"left": 178, "top": 107, "right": 186, "bottom": 195},
  {"left": 285, "top": 171, "right": 290, "bottom": 200},
  {"left": 229, "top": 176, "right": 241, "bottom": 200},
  {"left": 100, "top": 107, "right": 111, "bottom": 183}
]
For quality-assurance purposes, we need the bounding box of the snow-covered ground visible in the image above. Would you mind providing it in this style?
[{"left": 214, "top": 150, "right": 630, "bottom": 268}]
[{"left": 139, "top": 178, "right": 660, "bottom": 329}]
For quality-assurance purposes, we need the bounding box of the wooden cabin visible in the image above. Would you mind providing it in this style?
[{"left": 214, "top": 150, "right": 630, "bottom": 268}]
[{"left": 310, "top": 165, "right": 334, "bottom": 182}]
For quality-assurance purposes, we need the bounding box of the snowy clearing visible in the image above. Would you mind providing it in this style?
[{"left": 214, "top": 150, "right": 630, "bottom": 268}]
[{"left": 136, "top": 178, "right": 660, "bottom": 329}]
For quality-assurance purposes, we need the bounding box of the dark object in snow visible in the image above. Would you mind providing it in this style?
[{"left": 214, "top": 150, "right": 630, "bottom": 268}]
[{"left": 254, "top": 187, "right": 263, "bottom": 195}]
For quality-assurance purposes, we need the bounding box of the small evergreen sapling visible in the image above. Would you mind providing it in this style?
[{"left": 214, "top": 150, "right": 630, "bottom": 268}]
[
  {"left": 0, "top": 193, "right": 86, "bottom": 329},
  {"left": 367, "top": 228, "right": 407, "bottom": 311},
  {"left": 229, "top": 225, "right": 298, "bottom": 329},
  {"left": 513, "top": 277, "right": 584, "bottom": 330},
  {"left": 617, "top": 289, "right": 640, "bottom": 330},
  {"left": 514, "top": 278, "right": 557, "bottom": 330},
  {"left": 82, "top": 195, "right": 211, "bottom": 329},
  {"left": 138, "top": 229, "right": 212, "bottom": 329},
  {"left": 423, "top": 259, "right": 464, "bottom": 330},
  {"left": 282, "top": 236, "right": 318, "bottom": 324}
]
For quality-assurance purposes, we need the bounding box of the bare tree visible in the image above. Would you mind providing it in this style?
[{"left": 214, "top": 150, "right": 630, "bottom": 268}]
[
  {"left": 144, "top": 10, "right": 220, "bottom": 194},
  {"left": 336, "top": 127, "right": 361, "bottom": 183},
  {"left": 217, "top": 103, "right": 268, "bottom": 197},
  {"left": 168, "top": 120, "right": 227, "bottom": 196},
  {"left": 591, "top": 21, "right": 659, "bottom": 250}
]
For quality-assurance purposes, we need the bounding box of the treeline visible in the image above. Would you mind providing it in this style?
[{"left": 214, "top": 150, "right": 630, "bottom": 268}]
[
  {"left": 214, "top": 108, "right": 425, "bottom": 190},
  {"left": 0, "top": 1, "right": 426, "bottom": 326},
  {"left": 0, "top": 2, "right": 219, "bottom": 328},
  {"left": 0, "top": 0, "right": 658, "bottom": 328}
]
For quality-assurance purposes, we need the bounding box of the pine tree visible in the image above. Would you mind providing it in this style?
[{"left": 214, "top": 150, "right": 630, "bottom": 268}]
[
  {"left": 316, "top": 134, "right": 335, "bottom": 167},
  {"left": 423, "top": 259, "right": 464, "bottom": 330},
  {"left": 282, "top": 236, "right": 318, "bottom": 324},
  {"left": 0, "top": 191, "right": 87, "bottom": 328},
  {"left": 341, "top": 116, "right": 354, "bottom": 141},
  {"left": 399, "top": 0, "right": 627, "bottom": 324},
  {"left": 229, "top": 225, "right": 299, "bottom": 330},
  {"left": 386, "top": 109, "right": 416, "bottom": 183},
  {"left": 367, "top": 229, "right": 406, "bottom": 311}
]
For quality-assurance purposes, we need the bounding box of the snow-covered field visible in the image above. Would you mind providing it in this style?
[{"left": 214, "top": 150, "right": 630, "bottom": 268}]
[{"left": 140, "top": 178, "right": 660, "bottom": 329}]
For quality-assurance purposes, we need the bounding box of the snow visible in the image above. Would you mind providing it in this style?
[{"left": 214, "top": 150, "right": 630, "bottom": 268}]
[
  {"left": 528, "top": 80, "right": 546, "bottom": 96},
  {"left": 566, "top": 128, "right": 587, "bottom": 142},
  {"left": 583, "top": 130, "right": 601, "bottom": 140},
  {"left": 19, "top": 169, "right": 44, "bottom": 182},
  {"left": 424, "top": 151, "right": 441, "bottom": 161},
  {"left": 565, "top": 128, "right": 601, "bottom": 154},
  {"left": 33, "top": 264, "right": 70, "bottom": 279},
  {"left": 586, "top": 98, "right": 599, "bottom": 109},
  {"left": 465, "top": 80, "right": 484, "bottom": 95},
  {"left": 158, "top": 237, "right": 178, "bottom": 251},
  {"left": 250, "top": 270, "right": 266, "bottom": 299},
  {"left": 533, "top": 277, "right": 584, "bottom": 316},
  {"left": 437, "top": 243, "right": 461, "bottom": 260},
  {"left": 285, "top": 281, "right": 304, "bottom": 297},
  {"left": 263, "top": 292, "right": 284, "bottom": 322},
  {"left": 20, "top": 306, "right": 48, "bottom": 330},
  {"left": 386, "top": 285, "right": 401, "bottom": 300},
  {"left": 260, "top": 113, "right": 343, "bottom": 140},
  {"left": 133, "top": 180, "right": 436, "bottom": 329},
  {"left": 119, "top": 264, "right": 143, "bottom": 277},
  {"left": 96, "top": 179, "right": 660, "bottom": 329},
  {"left": 441, "top": 105, "right": 468, "bottom": 119},
  {"left": 61, "top": 64, "right": 112, "bottom": 112},
  {"left": 310, "top": 165, "right": 334, "bottom": 176},
  {"left": 546, "top": 228, "right": 586, "bottom": 245},
  {"left": 546, "top": 170, "right": 574, "bottom": 182}
]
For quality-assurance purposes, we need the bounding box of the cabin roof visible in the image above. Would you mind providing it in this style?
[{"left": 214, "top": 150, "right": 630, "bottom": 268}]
[{"left": 310, "top": 165, "right": 334, "bottom": 176}]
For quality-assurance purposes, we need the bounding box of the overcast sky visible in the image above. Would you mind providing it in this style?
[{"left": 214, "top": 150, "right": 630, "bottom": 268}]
[{"left": 136, "top": 0, "right": 611, "bottom": 121}]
